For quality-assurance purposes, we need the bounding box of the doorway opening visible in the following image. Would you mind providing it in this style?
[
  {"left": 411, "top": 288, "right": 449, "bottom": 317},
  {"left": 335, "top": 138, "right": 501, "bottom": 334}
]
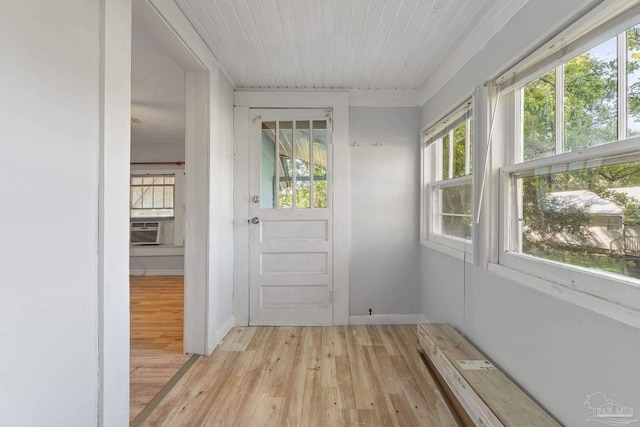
[{"left": 128, "top": 20, "right": 189, "bottom": 422}]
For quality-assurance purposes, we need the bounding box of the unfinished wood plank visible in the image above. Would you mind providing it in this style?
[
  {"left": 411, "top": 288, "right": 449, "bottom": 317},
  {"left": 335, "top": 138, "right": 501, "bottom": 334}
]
[{"left": 419, "top": 323, "right": 560, "bottom": 427}]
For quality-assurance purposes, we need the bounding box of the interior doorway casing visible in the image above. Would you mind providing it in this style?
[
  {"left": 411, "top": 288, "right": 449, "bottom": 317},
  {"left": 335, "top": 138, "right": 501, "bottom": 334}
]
[
  {"left": 102, "top": 1, "right": 232, "bottom": 423},
  {"left": 233, "top": 91, "right": 350, "bottom": 326},
  {"left": 132, "top": 0, "right": 225, "bottom": 356}
]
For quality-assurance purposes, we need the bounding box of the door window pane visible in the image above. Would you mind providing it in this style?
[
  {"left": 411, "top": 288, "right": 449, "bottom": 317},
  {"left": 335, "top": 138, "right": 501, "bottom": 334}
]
[
  {"left": 278, "top": 121, "right": 293, "bottom": 208},
  {"left": 261, "top": 121, "right": 276, "bottom": 208},
  {"left": 313, "top": 120, "right": 328, "bottom": 208},
  {"left": 295, "top": 121, "right": 310, "bottom": 208},
  {"left": 261, "top": 118, "right": 330, "bottom": 210}
]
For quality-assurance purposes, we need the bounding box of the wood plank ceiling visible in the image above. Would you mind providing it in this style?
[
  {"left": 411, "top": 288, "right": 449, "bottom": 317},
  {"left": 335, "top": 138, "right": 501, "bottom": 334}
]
[{"left": 176, "top": 0, "right": 528, "bottom": 95}]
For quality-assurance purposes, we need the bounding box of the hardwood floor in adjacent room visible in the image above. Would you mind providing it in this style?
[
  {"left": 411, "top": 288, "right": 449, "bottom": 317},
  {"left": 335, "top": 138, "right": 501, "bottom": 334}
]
[
  {"left": 130, "top": 276, "right": 191, "bottom": 422},
  {"left": 141, "top": 325, "right": 462, "bottom": 427}
]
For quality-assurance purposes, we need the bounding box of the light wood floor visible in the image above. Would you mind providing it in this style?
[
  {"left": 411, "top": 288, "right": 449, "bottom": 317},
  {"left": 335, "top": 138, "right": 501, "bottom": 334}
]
[
  {"left": 141, "top": 325, "right": 462, "bottom": 427},
  {"left": 130, "top": 276, "right": 191, "bottom": 422}
]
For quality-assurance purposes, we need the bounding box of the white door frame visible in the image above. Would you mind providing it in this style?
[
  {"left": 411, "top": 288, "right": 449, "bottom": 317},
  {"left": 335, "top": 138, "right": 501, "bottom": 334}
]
[
  {"left": 101, "top": 0, "right": 225, "bottom": 423},
  {"left": 132, "top": 0, "right": 215, "bottom": 355},
  {"left": 233, "top": 91, "right": 350, "bottom": 326}
]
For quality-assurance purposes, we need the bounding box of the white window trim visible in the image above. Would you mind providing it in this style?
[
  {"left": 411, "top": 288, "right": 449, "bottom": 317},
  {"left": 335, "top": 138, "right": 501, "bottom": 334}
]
[
  {"left": 493, "top": 0, "right": 640, "bottom": 322},
  {"left": 427, "top": 176, "right": 474, "bottom": 259},
  {"left": 130, "top": 173, "right": 176, "bottom": 219},
  {"left": 421, "top": 98, "right": 474, "bottom": 262},
  {"left": 488, "top": 262, "right": 640, "bottom": 329},
  {"left": 129, "top": 168, "right": 185, "bottom": 248},
  {"left": 499, "top": 137, "right": 640, "bottom": 313}
]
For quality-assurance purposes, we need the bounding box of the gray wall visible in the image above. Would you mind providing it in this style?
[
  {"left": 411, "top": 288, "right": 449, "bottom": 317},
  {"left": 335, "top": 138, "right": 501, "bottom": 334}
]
[
  {"left": 349, "top": 107, "right": 422, "bottom": 316},
  {"left": 421, "top": 0, "right": 640, "bottom": 424}
]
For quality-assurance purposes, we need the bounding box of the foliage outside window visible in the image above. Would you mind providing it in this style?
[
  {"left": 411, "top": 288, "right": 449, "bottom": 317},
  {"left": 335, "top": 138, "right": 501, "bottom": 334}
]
[
  {"left": 424, "top": 101, "right": 473, "bottom": 251},
  {"left": 513, "top": 23, "right": 640, "bottom": 281},
  {"left": 261, "top": 120, "right": 328, "bottom": 209},
  {"left": 130, "top": 174, "right": 175, "bottom": 218}
]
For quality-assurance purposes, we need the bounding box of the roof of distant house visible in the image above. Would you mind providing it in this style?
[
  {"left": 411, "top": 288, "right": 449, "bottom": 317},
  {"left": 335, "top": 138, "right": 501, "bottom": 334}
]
[{"left": 549, "top": 187, "right": 640, "bottom": 216}]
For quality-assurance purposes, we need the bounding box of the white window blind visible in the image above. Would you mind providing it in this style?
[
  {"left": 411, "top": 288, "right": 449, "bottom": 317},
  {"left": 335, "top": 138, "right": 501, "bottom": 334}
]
[
  {"left": 496, "top": 0, "right": 640, "bottom": 93},
  {"left": 423, "top": 100, "right": 473, "bottom": 146}
]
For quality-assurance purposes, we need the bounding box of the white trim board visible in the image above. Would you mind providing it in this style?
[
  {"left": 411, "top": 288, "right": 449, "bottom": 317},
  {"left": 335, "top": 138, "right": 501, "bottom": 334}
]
[
  {"left": 419, "top": 314, "right": 432, "bottom": 325},
  {"left": 488, "top": 263, "right": 640, "bottom": 330},
  {"left": 232, "top": 91, "right": 350, "bottom": 326},
  {"left": 130, "top": 246, "right": 185, "bottom": 257},
  {"left": 349, "top": 314, "right": 422, "bottom": 325},
  {"left": 215, "top": 316, "right": 235, "bottom": 346}
]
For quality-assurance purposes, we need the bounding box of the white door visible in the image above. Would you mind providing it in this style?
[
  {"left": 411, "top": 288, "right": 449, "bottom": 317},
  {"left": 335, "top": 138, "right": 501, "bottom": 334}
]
[{"left": 249, "top": 109, "right": 333, "bottom": 325}]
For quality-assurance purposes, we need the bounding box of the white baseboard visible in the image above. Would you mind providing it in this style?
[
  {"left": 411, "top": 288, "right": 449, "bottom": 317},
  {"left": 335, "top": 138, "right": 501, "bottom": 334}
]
[
  {"left": 216, "top": 316, "right": 235, "bottom": 344},
  {"left": 419, "top": 314, "right": 431, "bottom": 324},
  {"left": 206, "top": 316, "right": 235, "bottom": 355},
  {"left": 129, "top": 269, "right": 184, "bottom": 276},
  {"left": 349, "top": 314, "right": 422, "bottom": 325}
]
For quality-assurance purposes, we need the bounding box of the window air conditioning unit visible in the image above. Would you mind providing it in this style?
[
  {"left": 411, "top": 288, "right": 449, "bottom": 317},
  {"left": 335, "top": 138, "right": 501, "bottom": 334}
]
[{"left": 130, "top": 222, "right": 161, "bottom": 245}]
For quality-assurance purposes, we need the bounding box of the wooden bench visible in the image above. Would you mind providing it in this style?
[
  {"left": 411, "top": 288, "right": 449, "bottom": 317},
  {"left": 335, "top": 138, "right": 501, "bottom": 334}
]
[{"left": 417, "top": 323, "right": 561, "bottom": 427}]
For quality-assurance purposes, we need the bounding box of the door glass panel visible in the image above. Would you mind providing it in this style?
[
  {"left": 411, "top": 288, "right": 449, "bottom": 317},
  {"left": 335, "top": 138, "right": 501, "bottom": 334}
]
[
  {"left": 312, "top": 120, "right": 328, "bottom": 208},
  {"left": 278, "top": 121, "right": 293, "bottom": 208},
  {"left": 296, "top": 121, "right": 311, "bottom": 208},
  {"left": 260, "top": 118, "right": 330, "bottom": 210},
  {"left": 261, "top": 121, "right": 276, "bottom": 208}
]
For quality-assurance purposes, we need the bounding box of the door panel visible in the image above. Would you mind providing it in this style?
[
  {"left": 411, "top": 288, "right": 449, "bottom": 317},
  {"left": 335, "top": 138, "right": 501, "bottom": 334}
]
[{"left": 249, "top": 109, "right": 333, "bottom": 325}]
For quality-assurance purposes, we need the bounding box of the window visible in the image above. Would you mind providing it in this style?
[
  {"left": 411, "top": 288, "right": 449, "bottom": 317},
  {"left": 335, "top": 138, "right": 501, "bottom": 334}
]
[
  {"left": 130, "top": 174, "right": 175, "bottom": 219},
  {"left": 497, "top": 13, "right": 640, "bottom": 313},
  {"left": 261, "top": 120, "right": 329, "bottom": 209},
  {"left": 422, "top": 100, "right": 473, "bottom": 255}
]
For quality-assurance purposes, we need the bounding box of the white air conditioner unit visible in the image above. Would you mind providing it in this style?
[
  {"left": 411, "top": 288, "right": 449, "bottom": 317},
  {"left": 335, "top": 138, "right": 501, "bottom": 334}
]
[{"left": 130, "top": 221, "right": 161, "bottom": 245}]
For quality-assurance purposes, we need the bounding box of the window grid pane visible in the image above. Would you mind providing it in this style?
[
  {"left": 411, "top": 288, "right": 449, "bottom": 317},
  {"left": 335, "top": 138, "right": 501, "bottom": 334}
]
[
  {"left": 523, "top": 69, "right": 556, "bottom": 161},
  {"left": 628, "top": 25, "right": 640, "bottom": 136},
  {"left": 130, "top": 174, "right": 175, "bottom": 218},
  {"left": 514, "top": 156, "right": 640, "bottom": 280},
  {"left": 564, "top": 36, "right": 618, "bottom": 152}
]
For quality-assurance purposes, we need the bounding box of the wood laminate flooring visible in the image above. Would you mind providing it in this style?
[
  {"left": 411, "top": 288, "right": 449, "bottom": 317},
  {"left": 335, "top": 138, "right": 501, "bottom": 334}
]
[
  {"left": 130, "top": 276, "right": 191, "bottom": 422},
  {"left": 141, "top": 325, "right": 462, "bottom": 427}
]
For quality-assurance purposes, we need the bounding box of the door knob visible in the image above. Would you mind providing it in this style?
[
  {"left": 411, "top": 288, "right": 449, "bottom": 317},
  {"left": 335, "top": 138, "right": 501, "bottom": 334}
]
[{"left": 250, "top": 217, "right": 260, "bottom": 224}]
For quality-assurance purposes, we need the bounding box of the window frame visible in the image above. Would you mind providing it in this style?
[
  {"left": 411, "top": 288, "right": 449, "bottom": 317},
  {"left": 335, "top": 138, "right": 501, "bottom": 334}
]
[
  {"left": 496, "top": 14, "right": 640, "bottom": 313},
  {"left": 130, "top": 173, "right": 176, "bottom": 220},
  {"left": 499, "top": 136, "right": 640, "bottom": 312},
  {"left": 421, "top": 99, "right": 474, "bottom": 260},
  {"left": 129, "top": 169, "right": 185, "bottom": 247}
]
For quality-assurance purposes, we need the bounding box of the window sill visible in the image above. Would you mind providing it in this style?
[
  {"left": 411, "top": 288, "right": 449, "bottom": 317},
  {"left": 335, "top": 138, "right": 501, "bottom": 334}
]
[
  {"left": 488, "top": 262, "right": 640, "bottom": 330},
  {"left": 129, "top": 245, "right": 184, "bottom": 257},
  {"left": 420, "top": 239, "right": 474, "bottom": 264}
]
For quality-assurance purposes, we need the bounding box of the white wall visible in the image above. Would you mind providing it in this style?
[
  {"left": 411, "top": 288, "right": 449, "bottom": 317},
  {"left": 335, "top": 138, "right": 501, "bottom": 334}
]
[
  {"left": 210, "top": 74, "right": 236, "bottom": 343},
  {"left": 131, "top": 143, "right": 185, "bottom": 163},
  {"left": 0, "top": 1, "right": 103, "bottom": 425},
  {"left": 421, "top": 0, "right": 640, "bottom": 424},
  {"left": 349, "top": 107, "right": 422, "bottom": 318}
]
